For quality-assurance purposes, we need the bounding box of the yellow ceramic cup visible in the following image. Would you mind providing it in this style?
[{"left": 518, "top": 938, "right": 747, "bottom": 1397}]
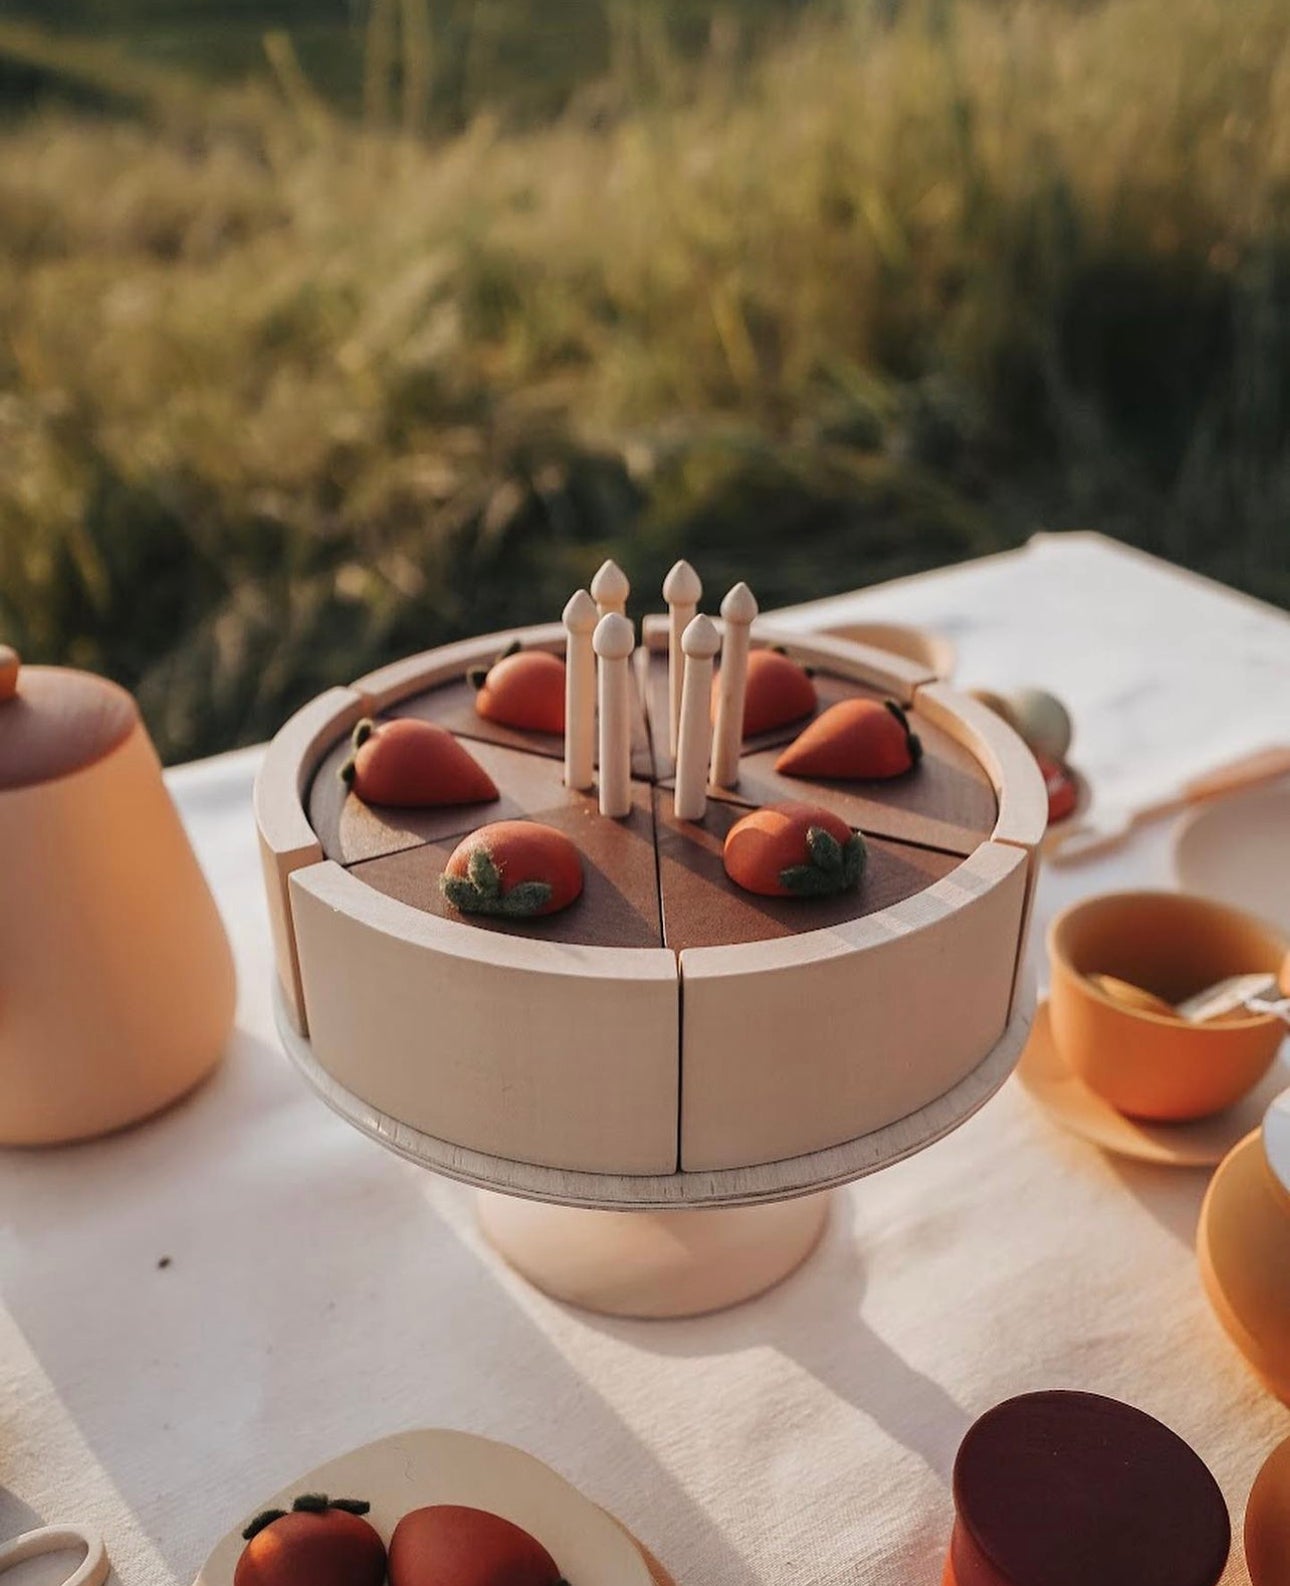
[{"left": 1048, "top": 891, "right": 1287, "bottom": 1121}]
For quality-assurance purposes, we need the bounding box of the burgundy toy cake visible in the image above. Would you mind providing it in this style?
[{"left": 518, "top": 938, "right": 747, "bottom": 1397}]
[{"left": 255, "top": 561, "right": 1045, "bottom": 1182}]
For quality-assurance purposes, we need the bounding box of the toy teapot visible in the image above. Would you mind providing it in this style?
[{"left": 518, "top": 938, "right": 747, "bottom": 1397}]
[{"left": 0, "top": 647, "right": 234, "bottom": 1144}]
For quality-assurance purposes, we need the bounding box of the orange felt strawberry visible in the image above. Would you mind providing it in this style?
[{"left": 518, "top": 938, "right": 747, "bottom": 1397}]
[
  {"left": 388, "top": 1505, "right": 567, "bottom": 1586},
  {"left": 1035, "top": 750, "right": 1079, "bottom": 824},
  {"left": 723, "top": 801, "right": 866, "bottom": 898},
  {"left": 340, "top": 718, "right": 499, "bottom": 808},
  {"left": 717, "top": 648, "right": 817, "bottom": 737},
  {"left": 470, "top": 642, "right": 566, "bottom": 735},
  {"left": 441, "top": 820, "right": 583, "bottom": 918},
  {"left": 235, "top": 1495, "right": 385, "bottom": 1586},
  {"left": 775, "top": 698, "right": 921, "bottom": 780}
]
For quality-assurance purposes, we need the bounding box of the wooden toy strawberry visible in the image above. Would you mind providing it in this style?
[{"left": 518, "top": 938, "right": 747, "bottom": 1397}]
[
  {"left": 341, "top": 718, "right": 499, "bottom": 808},
  {"left": 775, "top": 698, "right": 921, "bottom": 780},
  {"left": 441, "top": 821, "right": 583, "bottom": 918},
  {"left": 723, "top": 801, "right": 866, "bottom": 898},
  {"left": 470, "top": 642, "right": 566, "bottom": 735},
  {"left": 388, "top": 1505, "right": 568, "bottom": 1586},
  {"left": 1035, "top": 750, "right": 1079, "bottom": 824},
  {"left": 717, "top": 647, "right": 817, "bottom": 737},
  {"left": 235, "top": 1495, "right": 385, "bottom": 1586}
]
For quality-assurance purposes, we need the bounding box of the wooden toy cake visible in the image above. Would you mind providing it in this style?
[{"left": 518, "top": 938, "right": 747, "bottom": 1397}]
[{"left": 256, "top": 562, "right": 1045, "bottom": 1191}]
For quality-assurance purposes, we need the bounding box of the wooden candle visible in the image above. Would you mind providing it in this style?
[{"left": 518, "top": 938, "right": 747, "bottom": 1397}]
[
  {"left": 946, "top": 1390, "right": 1230, "bottom": 1586},
  {"left": 710, "top": 581, "right": 758, "bottom": 789},
  {"left": 562, "top": 588, "right": 598, "bottom": 790},
  {"left": 674, "top": 614, "right": 721, "bottom": 821},
  {"left": 593, "top": 611, "right": 635, "bottom": 818},
  {"left": 662, "top": 560, "right": 702, "bottom": 758},
  {"left": 591, "top": 559, "right": 630, "bottom": 619}
]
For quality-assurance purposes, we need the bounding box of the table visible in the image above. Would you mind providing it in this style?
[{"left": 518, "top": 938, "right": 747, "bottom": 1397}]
[{"left": 2, "top": 532, "right": 1287, "bottom": 1586}]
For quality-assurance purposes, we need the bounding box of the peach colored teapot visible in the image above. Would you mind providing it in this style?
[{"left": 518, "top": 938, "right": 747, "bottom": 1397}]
[{"left": 0, "top": 647, "right": 234, "bottom": 1144}]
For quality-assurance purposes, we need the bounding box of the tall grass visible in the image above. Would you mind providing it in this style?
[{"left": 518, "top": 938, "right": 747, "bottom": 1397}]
[{"left": 2, "top": 0, "right": 1288, "bottom": 759}]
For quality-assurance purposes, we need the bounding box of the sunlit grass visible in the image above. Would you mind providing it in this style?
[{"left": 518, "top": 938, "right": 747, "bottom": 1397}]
[{"left": 2, "top": 0, "right": 1288, "bottom": 758}]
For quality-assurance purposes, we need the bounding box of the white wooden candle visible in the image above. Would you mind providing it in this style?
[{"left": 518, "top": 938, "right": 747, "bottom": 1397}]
[
  {"left": 593, "top": 611, "right": 635, "bottom": 818},
  {"left": 710, "top": 581, "right": 758, "bottom": 788},
  {"left": 591, "top": 559, "right": 630, "bottom": 619},
  {"left": 674, "top": 614, "right": 721, "bottom": 821},
  {"left": 562, "top": 588, "right": 598, "bottom": 790},
  {"left": 662, "top": 559, "right": 702, "bottom": 757}
]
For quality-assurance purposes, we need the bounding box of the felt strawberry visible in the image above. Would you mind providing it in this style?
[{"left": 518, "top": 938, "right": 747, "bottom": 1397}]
[
  {"left": 388, "top": 1505, "right": 568, "bottom": 1586},
  {"left": 440, "top": 820, "right": 583, "bottom": 918},
  {"left": 235, "top": 1495, "right": 385, "bottom": 1586},
  {"left": 1035, "top": 750, "right": 1079, "bottom": 824},
  {"left": 716, "top": 647, "right": 817, "bottom": 737},
  {"left": 723, "top": 801, "right": 866, "bottom": 898},
  {"left": 470, "top": 642, "right": 566, "bottom": 735},
  {"left": 340, "top": 718, "right": 499, "bottom": 808},
  {"left": 775, "top": 698, "right": 921, "bottom": 780}
]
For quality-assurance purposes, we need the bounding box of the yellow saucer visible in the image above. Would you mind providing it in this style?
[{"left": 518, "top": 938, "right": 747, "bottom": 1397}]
[{"left": 1016, "top": 1001, "right": 1287, "bottom": 1166}]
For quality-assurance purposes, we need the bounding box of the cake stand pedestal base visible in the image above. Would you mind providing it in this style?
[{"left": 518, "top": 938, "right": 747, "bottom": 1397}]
[{"left": 476, "top": 1190, "right": 831, "bottom": 1318}]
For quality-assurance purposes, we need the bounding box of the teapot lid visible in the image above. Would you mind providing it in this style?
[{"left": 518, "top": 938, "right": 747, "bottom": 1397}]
[{"left": 0, "top": 647, "right": 138, "bottom": 791}]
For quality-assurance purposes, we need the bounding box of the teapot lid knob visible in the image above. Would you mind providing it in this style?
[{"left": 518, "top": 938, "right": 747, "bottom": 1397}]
[{"left": 0, "top": 646, "right": 19, "bottom": 703}]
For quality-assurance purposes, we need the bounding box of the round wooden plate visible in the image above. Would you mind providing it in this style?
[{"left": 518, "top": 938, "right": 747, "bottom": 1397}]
[
  {"left": 1016, "top": 1001, "right": 1288, "bottom": 1167},
  {"left": 193, "top": 1429, "right": 661, "bottom": 1586},
  {"left": 1174, "top": 784, "right": 1290, "bottom": 935}
]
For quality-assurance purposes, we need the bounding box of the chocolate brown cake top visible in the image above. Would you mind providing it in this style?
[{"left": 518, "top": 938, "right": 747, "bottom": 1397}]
[
  {"left": 307, "top": 638, "right": 1000, "bottom": 952},
  {"left": 951, "top": 1390, "right": 1230, "bottom": 1586}
]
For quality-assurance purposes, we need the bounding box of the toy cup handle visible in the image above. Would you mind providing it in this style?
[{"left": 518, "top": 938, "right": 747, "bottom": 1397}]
[{"left": 0, "top": 1525, "right": 109, "bottom": 1586}]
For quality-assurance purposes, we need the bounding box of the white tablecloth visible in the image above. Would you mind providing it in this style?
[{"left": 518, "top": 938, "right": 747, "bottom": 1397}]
[{"left": 2, "top": 532, "right": 1287, "bottom": 1586}]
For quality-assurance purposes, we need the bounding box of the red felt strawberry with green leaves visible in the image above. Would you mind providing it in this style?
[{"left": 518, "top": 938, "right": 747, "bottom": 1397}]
[
  {"left": 235, "top": 1494, "right": 385, "bottom": 1586},
  {"left": 470, "top": 641, "right": 566, "bottom": 735},
  {"left": 388, "top": 1504, "right": 568, "bottom": 1586},
  {"left": 341, "top": 718, "right": 499, "bottom": 808},
  {"left": 775, "top": 698, "right": 921, "bottom": 780},
  {"left": 723, "top": 801, "right": 867, "bottom": 898},
  {"left": 716, "top": 647, "right": 817, "bottom": 737},
  {"left": 441, "top": 821, "right": 583, "bottom": 918}
]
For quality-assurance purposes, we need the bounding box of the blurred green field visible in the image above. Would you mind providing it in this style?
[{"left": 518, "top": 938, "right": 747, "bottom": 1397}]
[{"left": 1, "top": 0, "right": 1288, "bottom": 762}]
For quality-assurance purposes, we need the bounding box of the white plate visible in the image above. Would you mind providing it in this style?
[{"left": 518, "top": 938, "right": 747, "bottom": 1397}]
[
  {"left": 1174, "top": 784, "right": 1290, "bottom": 935},
  {"left": 194, "top": 1429, "right": 654, "bottom": 1586}
]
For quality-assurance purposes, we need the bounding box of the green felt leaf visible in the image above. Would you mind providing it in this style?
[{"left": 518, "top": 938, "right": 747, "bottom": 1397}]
[
  {"left": 780, "top": 828, "right": 867, "bottom": 896},
  {"left": 440, "top": 872, "right": 553, "bottom": 916},
  {"left": 908, "top": 730, "right": 923, "bottom": 763},
  {"left": 351, "top": 718, "right": 374, "bottom": 748},
  {"left": 468, "top": 847, "right": 502, "bottom": 895},
  {"left": 440, "top": 874, "right": 485, "bottom": 911},
  {"left": 779, "top": 863, "right": 841, "bottom": 897},
  {"left": 242, "top": 1510, "right": 288, "bottom": 1542},
  {"left": 330, "top": 1499, "right": 372, "bottom": 1516},
  {"left": 842, "top": 832, "right": 867, "bottom": 887},
  {"left": 291, "top": 1494, "right": 329, "bottom": 1514},
  {"left": 467, "top": 666, "right": 489, "bottom": 690},
  {"left": 500, "top": 880, "right": 554, "bottom": 916},
  {"left": 499, "top": 638, "right": 523, "bottom": 659},
  {"left": 807, "top": 826, "right": 844, "bottom": 871},
  {"left": 339, "top": 755, "right": 357, "bottom": 787}
]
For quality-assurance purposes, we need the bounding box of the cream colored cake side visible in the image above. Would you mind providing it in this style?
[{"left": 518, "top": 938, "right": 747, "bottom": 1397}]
[
  {"left": 253, "top": 684, "right": 370, "bottom": 1033},
  {"left": 677, "top": 840, "right": 1029, "bottom": 1172},
  {"left": 289, "top": 861, "right": 681, "bottom": 1174}
]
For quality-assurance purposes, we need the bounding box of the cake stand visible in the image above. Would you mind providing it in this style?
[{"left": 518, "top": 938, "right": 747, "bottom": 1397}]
[{"left": 257, "top": 618, "right": 1045, "bottom": 1317}]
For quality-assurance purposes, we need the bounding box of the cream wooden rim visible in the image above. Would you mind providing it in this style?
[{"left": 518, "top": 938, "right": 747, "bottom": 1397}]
[
  {"left": 0, "top": 1526, "right": 108, "bottom": 1586},
  {"left": 273, "top": 969, "right": 1035, "bottom": 1209}
]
